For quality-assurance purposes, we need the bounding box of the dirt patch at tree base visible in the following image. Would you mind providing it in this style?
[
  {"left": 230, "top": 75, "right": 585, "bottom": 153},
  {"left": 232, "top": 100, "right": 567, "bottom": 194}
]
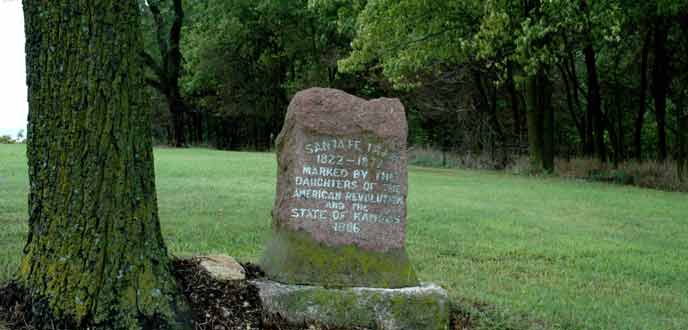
[{"left": 0, "top": 258, "right": 471, "bottom": 330}]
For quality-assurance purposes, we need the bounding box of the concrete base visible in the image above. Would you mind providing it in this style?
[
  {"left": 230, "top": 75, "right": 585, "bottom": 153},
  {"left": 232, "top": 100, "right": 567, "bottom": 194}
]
[{"left": 250, "top": 280, "right": 450, "bottom": 330}]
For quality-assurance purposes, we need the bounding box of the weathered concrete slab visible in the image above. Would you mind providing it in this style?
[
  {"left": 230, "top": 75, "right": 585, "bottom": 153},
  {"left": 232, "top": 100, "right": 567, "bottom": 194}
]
[{"left": 251, "top": 279, "right": 450, "bottom": 330}]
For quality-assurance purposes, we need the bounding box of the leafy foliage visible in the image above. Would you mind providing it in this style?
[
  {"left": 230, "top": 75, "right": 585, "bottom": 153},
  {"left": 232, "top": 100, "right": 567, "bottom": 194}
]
[{"left": 144, "top": 0, "right": 688, "bottom": 172}]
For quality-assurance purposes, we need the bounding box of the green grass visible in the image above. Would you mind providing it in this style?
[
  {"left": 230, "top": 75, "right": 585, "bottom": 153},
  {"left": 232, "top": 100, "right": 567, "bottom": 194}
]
[{"left": 1, "top": 144, "right": 687, "bottom": 330}]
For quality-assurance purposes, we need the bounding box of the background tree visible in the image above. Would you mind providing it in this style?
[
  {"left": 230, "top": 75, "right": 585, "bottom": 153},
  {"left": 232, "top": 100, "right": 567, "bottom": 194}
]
[
  {"left": 337, "top": 0, "right": 518, "bottom": 164},
  {"left": 181, "top": 0, "right": 361, "bottom": 149},
  {"left": 140, "top": 0, "right": 688, "bottom": 181},
  {"left": 142, "top": 0, "right": 189, "bottom": 147},
  {"left": 20, "top": 1, "right": 190, "bottom": 329}
]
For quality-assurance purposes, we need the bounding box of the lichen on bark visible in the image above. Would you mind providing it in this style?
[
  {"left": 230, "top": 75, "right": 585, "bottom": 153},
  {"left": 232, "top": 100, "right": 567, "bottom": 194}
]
[{"left": 19, "top": 1, "right": 191, "bottom": 329}]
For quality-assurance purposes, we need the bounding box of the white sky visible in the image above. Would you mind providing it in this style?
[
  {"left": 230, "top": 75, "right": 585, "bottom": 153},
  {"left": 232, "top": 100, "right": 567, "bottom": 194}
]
[{"left": 0, "top": 0, "right": 27, "bottom": 131}]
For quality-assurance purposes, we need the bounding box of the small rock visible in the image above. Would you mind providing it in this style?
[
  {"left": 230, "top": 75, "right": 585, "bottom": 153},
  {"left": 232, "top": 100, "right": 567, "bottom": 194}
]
[{"left": 200, "top": 255, "right": 246, "bottom": 281}]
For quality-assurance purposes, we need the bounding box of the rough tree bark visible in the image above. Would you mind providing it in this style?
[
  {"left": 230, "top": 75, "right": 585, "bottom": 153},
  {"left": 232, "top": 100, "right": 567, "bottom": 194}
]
[{"left": 20, "top": 1, "right": 191, "bottom": 329}]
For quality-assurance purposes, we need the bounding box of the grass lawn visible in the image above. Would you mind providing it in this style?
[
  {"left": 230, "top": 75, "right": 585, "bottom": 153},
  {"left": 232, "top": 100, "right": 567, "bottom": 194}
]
[{"left": 1, "top": 144, "right": 687, "bottom": 330}]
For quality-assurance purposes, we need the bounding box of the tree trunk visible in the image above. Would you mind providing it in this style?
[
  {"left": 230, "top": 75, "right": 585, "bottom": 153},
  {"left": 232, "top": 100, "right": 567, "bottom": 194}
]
[
  {"left": 145, "top": 0, "right": 188, "bottom": 148},
  {"left": 607, "top": 96, "right": 622, "bottom": 167},
  {"left": 21, "top": 1, "right": 191, "bottom": 329},
  {"left": 507, "top": 61, "right": 523, "bottom": 140},
  {"left": 679, "top": 114, "right": 687, "bottom": 181},
  {"left": 579, "top": 1, "right": 604, "bottom": 160},
  {"left": 634, "top": 30, "right": 651, "bottom": 161},
  {"left": 169, "top": 96, "right": 188, "bottom": 147},
  {"left": 525, "top": 66, "right": 554, "bottom": 172},
  {"left": 473, "top": 70, "right": 506, "bottom": 152},
  {"left": 652, "top": 19, "right": 670, "bottom": 161},
  {"left": 194, "top": 111, "right": 204, "bottom": 145},
  {"left": 526, "top": 73, "right": 544, "bottom": 171},
  {"left": 583, "top": 81, "right": 595, "bottom": 157},
  {"left": 541, "top": 72, "right": 555, "bottom": 172},
  {"left": 617, "top": 99, "right": 625, "bottom": 165},
  {"left": 565, "top": 50, "right": 592, "bottom": 156},
  {"left": 489, "top": 77, "right": 508, "bottom": 167},
  {"left": 583, "top": 42, "right": 606, "bottom": 162},
  {"left": 559, "top": 63, "right": 585, "bottom": 152},
  {"left": 678, "top": 15, "right": 688, "bottom": 180}
]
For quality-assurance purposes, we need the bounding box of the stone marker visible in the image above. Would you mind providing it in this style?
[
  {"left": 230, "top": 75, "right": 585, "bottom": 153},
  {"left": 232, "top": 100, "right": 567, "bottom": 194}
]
[
  {"left": 256, "top": 88, "right": 449, "bottom": 330},
  {"left": 260, "top": 87, "right": 419, "bottom": 288}
]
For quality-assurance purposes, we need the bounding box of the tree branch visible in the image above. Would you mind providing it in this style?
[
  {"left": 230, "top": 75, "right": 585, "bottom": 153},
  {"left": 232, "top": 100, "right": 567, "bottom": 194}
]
[
  {"left": 141, "top": 51, "right": 164, "bottom": 82},
  {"left": 147, "top": 0, "right": 169, "bottom": 74},
  {"left": 145, "top": 77, "right": 165, "bottom": 93},
  {"left": 166, "top": 0, "right": 184, "bottom": 86}
]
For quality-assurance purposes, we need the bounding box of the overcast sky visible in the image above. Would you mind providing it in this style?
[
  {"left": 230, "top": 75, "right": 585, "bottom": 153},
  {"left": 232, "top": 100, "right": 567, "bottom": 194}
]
[{"left": 0, "top": 1, "right": 27, "bottom": 131}]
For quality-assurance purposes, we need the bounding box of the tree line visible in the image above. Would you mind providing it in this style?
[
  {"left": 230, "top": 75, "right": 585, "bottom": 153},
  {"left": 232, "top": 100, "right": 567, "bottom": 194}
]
[{"left": 141, "top": 0, "right": 687, "bottom": 173}]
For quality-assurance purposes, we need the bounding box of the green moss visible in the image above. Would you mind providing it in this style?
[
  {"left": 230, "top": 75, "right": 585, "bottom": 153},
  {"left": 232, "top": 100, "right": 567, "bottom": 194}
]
[
  {"left": 260, "top": 229, "right": 419, "bottom": 288},
  {"left": 125, "top": 286, "right": 138, "bottom": 306},
  {"left": 137, "top": 263, "right": 157, "bottom": 307},
  {"left": 73, "top": 290, "right": 88, "bottom": 321},
  {"left": 259, "top": 282, "right": 450, "bottom": 329}
]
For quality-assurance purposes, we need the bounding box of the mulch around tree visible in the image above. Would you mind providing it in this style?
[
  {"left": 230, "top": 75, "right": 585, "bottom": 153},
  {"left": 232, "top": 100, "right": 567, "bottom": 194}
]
[{"left": 0, "top": 258, "right": 470, "bottom": 330}]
